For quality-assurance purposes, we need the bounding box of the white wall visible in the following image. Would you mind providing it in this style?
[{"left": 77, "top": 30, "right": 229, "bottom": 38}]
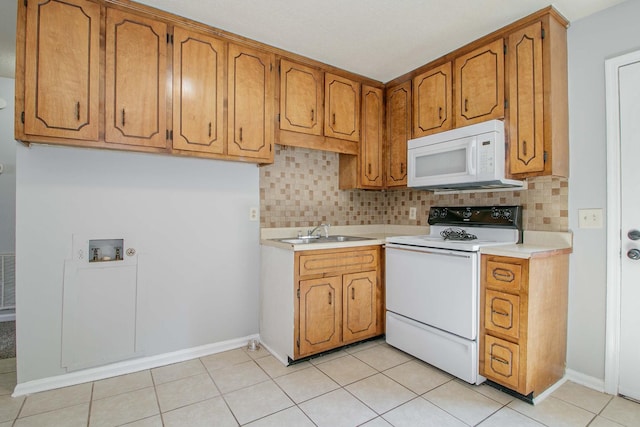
[
  {"left": 16, "top": 144, "right": 260, "bottom": 383},
  {"left": 567, "top": 0, "right": 640, "bottom": 382},
  {"left": 0, "top": 77, "right": 16, "bottom": 253}
]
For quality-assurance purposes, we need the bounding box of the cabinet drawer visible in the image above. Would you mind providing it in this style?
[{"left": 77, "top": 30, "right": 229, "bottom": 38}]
[
  {"left": 485, "top": 290, "right": 520, "bottom": 340},
  {"left": 299, "top": 249, "right": 378, "bottom": 276},
  {"left": 484, "top": 335, "right": 520, "bottom": 390},
  {"left": 485, "top": 259, "right": 524, "bottom": 292}
]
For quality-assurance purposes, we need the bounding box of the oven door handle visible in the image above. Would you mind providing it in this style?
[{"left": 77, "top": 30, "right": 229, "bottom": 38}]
[{"left": 385, "top": 244, "right": 472, "bottom": 259}]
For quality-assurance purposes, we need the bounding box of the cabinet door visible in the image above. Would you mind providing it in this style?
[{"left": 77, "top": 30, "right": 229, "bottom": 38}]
[
  {"left": 508, "top": 22, "right": 545, "bottom": 175},
  {"left": 105, "top": 9, "right": 167, "bottom": 148},
  {"left": 299, "top": 276, "right": 342, "bottom": 356},
  {"left": 484, "top": 335, "right": 520, "bottom": 390},
  {"left": 454, "top": 39, "right": 505, "bottom": 127},
  {"left": 360, "top": 85, "right": 383, "bottom": 188},
  {"left": 485, "top": 289, "right": 520, "bottom": 340},
  {"left": 280, "top": 60, "right": 323, "bottom": 136},
  {"left": 172, "top": 27, "right": 225, "bottom": 154},
  {"left": 386, "top": 81, "right": 411, "bottom": 187},
  {"left": 24, "top": 0, "right": 100, "bottom": 141},
  {"left": 413, "top": 62, "right": 452, "bottom": 137},
  {"left": 228, "top": 44, "right": 274, "bottom": 160},
  {"left": 343, "top": 271, "right": 377, "bottom": 343},
  {"left": 325, "top": 73, "right": 360, "bottom": 142}
]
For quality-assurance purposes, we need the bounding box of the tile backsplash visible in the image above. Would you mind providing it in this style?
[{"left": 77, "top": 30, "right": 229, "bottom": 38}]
[{"left": 260, "top": 145, "right": 568, "bottom": 231}]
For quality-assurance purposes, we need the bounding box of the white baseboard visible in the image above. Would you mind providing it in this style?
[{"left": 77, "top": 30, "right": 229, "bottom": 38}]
[
  {"left": 13, "top": 334, "right": 259, "bottom": 397},
  {"left": 565, "top": 368, "right": 607, "bottom": 393},
  {"left": 533, "top": 376, "right": 568, "bottom": 404}
]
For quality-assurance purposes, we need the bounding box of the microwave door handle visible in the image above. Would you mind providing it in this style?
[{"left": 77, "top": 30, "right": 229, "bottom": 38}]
[{"left": 467, "top": 139, "right": 476, "bottom": 175}]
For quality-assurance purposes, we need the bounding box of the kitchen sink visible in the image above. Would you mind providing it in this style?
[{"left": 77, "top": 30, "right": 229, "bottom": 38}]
[{"left": 276, "top": 235, "right": 373, "bottom": 244}]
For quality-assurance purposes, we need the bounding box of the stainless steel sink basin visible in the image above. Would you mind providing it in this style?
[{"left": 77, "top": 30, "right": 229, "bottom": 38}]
[{"left": 275, "top": 235, "right": 373, "bottom": 244}]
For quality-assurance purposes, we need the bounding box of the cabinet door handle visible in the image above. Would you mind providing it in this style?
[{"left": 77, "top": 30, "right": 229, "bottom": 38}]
[
  {"left": 332, "top": 113, "right": 336, "bottom": 126},
  {"left": 368, "top": 163, "right": 372, "bottom": 175},
  {"left": 121, "top": 108, "right": 126, "bottom": 127},
  {"left": 351, "top": 287, "right": 355, "bottom": 300},
  {"left": 523, "top": 140, "right": 527, "bottom": 156},
  {"left": 239, "top": 127, "right": 243, "bottom": 142},
  {"left": 75, "top": 102, "right": 80, "bottom": 121},
  {"left": 491, "top": 309, "right": 509, "bottom": 316},
  {"left": 208, "top": 122, "right": 212, "bottom": 138},
  {"left": 464, "top": 99, "right": 469, "bottom": 112},
  {"left": 492, "top": 268, "right": 515, "bottom": 282},
  {"left": 328, "top": 292, "right": 332, "bottom": 305},
  {"left": 438, "top": 106, "right": 442, "bottom": 120},
  {"left": 311, "top": 109, "right": 315, "bottom": 122},
  {"left": 400, "top": 162, "right": 405, "bottom": 175},
  {"left": 491, "top": 355, "right": 509, "bottom": 365}
]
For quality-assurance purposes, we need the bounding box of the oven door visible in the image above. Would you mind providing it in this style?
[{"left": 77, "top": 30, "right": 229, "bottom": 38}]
[{"left": 385, "top": 243, "right": 478, "bottom": 340}]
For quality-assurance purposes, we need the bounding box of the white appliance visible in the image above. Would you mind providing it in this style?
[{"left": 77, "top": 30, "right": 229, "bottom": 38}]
[
  {"left": 407, "top": 120, "right": 524, "bottom": 191},
  {"left": 385, "top": 206, "right": 522, "bottom": 384}
]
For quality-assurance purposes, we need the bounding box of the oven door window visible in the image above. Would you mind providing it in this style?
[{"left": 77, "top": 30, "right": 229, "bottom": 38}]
[{"left": 415, "top": 147, "right": 467, "bottom": 177}]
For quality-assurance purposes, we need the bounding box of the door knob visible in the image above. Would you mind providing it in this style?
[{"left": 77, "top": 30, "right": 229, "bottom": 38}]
[
  {"left": 627, "top": 249, "right": 640, "bottom": 260},
  {"left": 628, "top": 230, "right": 640, "bottom": 241}
]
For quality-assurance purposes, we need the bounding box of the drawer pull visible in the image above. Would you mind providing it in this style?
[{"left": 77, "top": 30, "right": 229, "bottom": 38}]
[
  {"left": 491, "top": 310, "right": 509, "bottom": 316},
  {"left": 491, "top": 355, "right": 509, "bottom": 365},
  {"left": 492, "top": 268, "right": 515, "bottom": 282}
]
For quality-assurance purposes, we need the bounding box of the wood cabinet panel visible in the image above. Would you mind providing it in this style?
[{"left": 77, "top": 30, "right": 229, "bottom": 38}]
[
  {"left": 299, "top": 249, "right": 378, "bottom": 277},
  {"left": 105, "top": 8, "right": 167, "bottom": 148},
  {"left": 484, "top": 335, "right": 520, "bottom": 390},
  {"left": 325, "top": 73, "right": 360, "bottom": 142},
  {"left": 413, "top": 62, "right": 452, "bottom": 137},
  {"left": 485, "top": 289, "right": 520, "bottom": 340},
  {"left": 299, "top": 276, "right": 343, "bottom": 356},
  {"left": 343, "top": 270, "right": 377, "bottom": 343},
  {"left": 386, "top": 81, "right": 411, "bottom": 187},
  {"left": 360, "top": 85, "right": 384, "bottom": 187},
  {"left": 24, "top": 0, "right": 100, "bottom": 141},
  {"left": 172, "top": 27, "right": 225, "bottom": 154},
  {"left": 280, "top": 60, "right": 323, "bottom": 136},
  {"left": 454, "top": 39, "right": 505, "bottom": 127},
  {"left": 227, "top": 44, "right": 274, "bottom": 160}
]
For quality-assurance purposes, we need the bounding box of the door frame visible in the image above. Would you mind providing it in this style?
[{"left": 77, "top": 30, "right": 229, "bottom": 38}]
[{"left": 604, "top": 48, "right": 640, "bottom": 395}]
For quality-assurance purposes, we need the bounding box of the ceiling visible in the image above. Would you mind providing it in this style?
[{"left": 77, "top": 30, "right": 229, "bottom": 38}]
[{"left": 0, "top": 0, "right": 627, "bottom": 81}]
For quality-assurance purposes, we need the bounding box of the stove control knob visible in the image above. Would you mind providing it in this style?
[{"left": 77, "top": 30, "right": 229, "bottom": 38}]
[
  {"left": 628, "top": 249, "right": 640, "bottom": 260},
  {"left": 430, "top": 208, "right": 440, "bottom": 218},
  {"left": 491, "top": 209, "right": 500, "bottom": 219},
  {"left": 502, "top": 209, "right": 512, "bottom": 220},
  {"left": 440, "top": 209, "right": 448, "bottom": 218},
  {"left": 463, "top": 209, "right": 472, "bottom": 219}
]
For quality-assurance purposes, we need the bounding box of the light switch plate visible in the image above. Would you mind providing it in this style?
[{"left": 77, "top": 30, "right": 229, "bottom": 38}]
[
  {"left": 578, "top": 208, "right": 603, "bottom": 229},
  {"left": 409, "top": 207, "right": 417, "bottom": 220}
]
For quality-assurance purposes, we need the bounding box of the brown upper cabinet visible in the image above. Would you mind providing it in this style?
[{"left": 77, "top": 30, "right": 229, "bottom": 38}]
[
  {"left": 359, "top": 85, "right": 384, "bottom": 188},
  {"left": 506, "top": 14, "right": 568, "bottom": 178},
  {"left": 386, "top": 81, "right": 412, "bottom": 188},
  {"left": 279, "top": 60, "right": 323, "bottom": 136},
  {"left": 23, "top": 0, "right": 100, "bottom": 142},
  {"left": 172, "top": 27, "right": 226, "bottom": 155},
  {"left": 105, "top": 8, "right": 168, "bottom": 149},
  {"left": 413, "top": 62, "right": 452, "bottom": 138},
  {"left": 227, "top": 44, "right": 275, "bottom": 161},
  {"left": 454, "top": 39, "right": 505, "bottom": 127},
  {"left": 324, "top": 73, "right": 361, "bottom": 142}
]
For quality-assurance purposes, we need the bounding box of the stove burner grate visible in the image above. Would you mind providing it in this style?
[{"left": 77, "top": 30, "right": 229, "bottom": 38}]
[{"left": 440, "top": 228, "right": 478, "bottom": 241}]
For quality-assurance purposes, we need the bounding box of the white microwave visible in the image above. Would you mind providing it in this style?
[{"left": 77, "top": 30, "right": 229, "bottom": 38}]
[{"left": 407, "top": 120, "right": 524, "bottom": 191}]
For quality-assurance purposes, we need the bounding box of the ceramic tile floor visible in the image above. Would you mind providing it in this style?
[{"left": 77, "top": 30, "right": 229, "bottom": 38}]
[{"left": 1, "top": 339, "right": 640, "bottom": 426}]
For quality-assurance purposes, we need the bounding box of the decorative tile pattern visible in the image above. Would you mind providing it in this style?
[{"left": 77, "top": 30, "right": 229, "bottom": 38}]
[{"left": 260, "top": 146, "right": 568, "bottom": 231}]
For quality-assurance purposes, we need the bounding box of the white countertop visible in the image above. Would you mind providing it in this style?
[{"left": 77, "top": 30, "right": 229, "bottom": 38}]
[
  {"left": 260, "top": 224, "right": 426, "bottom": 251},
  {"left": 480, "top": 231, "right": 573, "bottom": 259}
]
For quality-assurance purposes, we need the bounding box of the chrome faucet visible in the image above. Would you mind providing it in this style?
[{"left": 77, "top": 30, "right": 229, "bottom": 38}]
[{"left": 308, "top": 223, "right": 331, "bottom": 238}]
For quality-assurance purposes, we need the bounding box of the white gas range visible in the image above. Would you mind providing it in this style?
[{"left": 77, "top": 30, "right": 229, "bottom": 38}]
[{"left": 385, "top": 206, "right": 522, "bottom": 384}]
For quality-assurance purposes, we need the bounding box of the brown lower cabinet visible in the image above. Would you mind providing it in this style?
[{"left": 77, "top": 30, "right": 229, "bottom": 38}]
[
  {"left": 480, "top": 252, "right": 569, "bottom": 397},
  {"left": 260, "top": 244, "right": 383, "bottom": 363}
]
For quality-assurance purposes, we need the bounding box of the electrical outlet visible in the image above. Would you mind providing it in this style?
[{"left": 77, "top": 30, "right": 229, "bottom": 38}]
[
  {"left": 409, "top": 207, "right": 417, "bottom": 220},
  {"left": 249, "top": 207, "right": 258, "bottom": 221},
  {"left": 578, "top": 208, "right": 603, "bottom": 229}
]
